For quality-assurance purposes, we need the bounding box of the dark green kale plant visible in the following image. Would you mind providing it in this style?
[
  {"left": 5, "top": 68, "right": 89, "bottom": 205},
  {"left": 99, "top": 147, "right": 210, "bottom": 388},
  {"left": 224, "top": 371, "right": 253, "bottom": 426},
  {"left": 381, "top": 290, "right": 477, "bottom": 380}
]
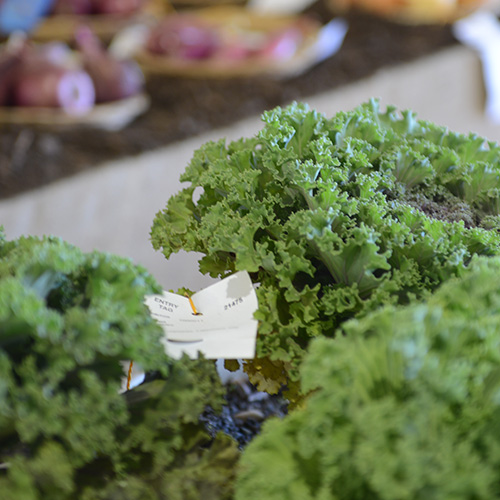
[
  {"left": 0, "top": 232, "right": 239, "bottom": 500},
  {"left": 235, "top": 255, "right": 500, "bottom": 500},
  {"left": 151, "top": 100, "right": 500, "bottom": 398}
]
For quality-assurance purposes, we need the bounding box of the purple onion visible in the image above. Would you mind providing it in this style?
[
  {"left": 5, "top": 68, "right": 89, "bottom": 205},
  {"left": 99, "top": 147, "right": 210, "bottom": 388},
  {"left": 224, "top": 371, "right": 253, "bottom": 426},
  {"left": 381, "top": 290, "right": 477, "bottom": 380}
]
[
  {"left": 146, "top": 16, "right": 220, "bottom": 60},
  {"left": 75, "top": 25, "right": 144, "bottom": 102},
  {"left": 13, "top": 65, "right": 96, "bottom": 114}
]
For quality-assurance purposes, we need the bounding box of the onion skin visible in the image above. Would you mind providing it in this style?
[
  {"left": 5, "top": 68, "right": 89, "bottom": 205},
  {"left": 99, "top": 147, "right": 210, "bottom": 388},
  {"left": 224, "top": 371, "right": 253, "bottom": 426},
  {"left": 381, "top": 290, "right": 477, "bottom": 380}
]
[
  {"left": 146, "top": 16, "right": 220, "bottom": 60},
  {"left": 75, "top": 25, "right": 144, "bottom": 102},
  {"left": 88, "top": 58, "right": 144, "bottom": 103}
]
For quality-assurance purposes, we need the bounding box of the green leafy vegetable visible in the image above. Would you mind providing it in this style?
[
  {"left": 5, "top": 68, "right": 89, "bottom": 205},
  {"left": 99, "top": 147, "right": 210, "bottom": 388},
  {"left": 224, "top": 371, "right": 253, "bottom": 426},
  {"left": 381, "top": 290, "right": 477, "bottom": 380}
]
[
  {"left": 235, "top": 255, "right": 500, "bottom": 500},
  {"left": 0, "top": 231, "right": 238, "bottom": 499},
  {"left": 151, "top": 100, "right": 500, "bottom": 397}
]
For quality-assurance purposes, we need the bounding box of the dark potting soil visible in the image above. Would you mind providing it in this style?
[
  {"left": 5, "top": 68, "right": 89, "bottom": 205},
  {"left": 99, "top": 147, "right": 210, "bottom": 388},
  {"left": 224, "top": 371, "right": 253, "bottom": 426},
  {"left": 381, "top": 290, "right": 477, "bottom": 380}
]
[
  {"left": 0, "top": 0, "right": 457, "bottom": 200},
  {"left": 200, "top": 380, "right": 289, "bottom": 448}
]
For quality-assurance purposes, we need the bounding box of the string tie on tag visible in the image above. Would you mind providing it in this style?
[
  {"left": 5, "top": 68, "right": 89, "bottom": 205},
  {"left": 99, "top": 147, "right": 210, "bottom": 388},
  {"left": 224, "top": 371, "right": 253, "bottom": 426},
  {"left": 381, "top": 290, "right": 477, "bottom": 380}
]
[
  {"left": 186, "top": 294, "right": 202, "bottom": 315},
  {"left": 126, "top": 360, "right": 134, "bottom": 391}
]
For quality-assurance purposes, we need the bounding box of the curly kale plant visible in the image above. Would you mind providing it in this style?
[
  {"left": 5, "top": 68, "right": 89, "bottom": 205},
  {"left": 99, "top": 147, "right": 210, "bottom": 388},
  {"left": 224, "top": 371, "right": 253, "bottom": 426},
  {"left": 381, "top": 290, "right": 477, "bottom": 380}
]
[
  {"left": 235, "top": 255, "right": 500, "bottom": 500},
  {"left": 151, "top": 100, "right": 500, "bottom": 395},
  {"left": 0, "top": 232, "right": 238, "bottom": 500}
]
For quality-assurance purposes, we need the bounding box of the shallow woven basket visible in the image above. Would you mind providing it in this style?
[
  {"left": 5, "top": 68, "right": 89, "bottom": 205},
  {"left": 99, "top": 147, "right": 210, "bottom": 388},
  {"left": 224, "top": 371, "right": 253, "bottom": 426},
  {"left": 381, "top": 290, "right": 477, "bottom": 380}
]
[
  {"left": 135, "top": 5, "right": 331, "bottom": 79},
  {"left": 32, "top": 0, "right": 167, "bottom": 42},
  {"left": 0, "top": 93, "right": 150, "bottom": 131},
  {"left": 327, "top": 0, "right": 490, "bottom": 24}
]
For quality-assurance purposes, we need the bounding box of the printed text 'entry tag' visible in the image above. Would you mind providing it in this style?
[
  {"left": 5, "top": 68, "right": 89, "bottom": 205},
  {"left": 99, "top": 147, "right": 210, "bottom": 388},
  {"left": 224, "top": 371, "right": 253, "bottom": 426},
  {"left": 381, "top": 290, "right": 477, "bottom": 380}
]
[{"left": 144, "top": 271, "right": 259, "bottom": 359}]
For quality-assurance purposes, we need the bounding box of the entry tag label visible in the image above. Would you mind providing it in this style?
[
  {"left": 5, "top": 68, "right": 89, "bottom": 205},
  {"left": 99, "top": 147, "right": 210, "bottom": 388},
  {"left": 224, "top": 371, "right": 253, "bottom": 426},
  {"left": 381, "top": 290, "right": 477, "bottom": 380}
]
[{"left": 144, "top": 271, "right": 258, "bottom": 359}]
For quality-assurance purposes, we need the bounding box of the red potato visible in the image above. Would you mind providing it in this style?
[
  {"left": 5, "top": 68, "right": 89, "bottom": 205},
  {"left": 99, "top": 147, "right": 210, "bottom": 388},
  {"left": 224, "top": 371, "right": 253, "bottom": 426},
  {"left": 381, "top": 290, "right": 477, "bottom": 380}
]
[
  {"left": 12, "top": 64, "right": 96, "bottom": 114},
  {"left": 75, "top": 25, "right": 144, "bottom": 102},
  {"left": 91, "top": 0, "right": 144, "bottom": 16},
  {"left": 146, "top": 15, "right": 220, "bottom": 59}
]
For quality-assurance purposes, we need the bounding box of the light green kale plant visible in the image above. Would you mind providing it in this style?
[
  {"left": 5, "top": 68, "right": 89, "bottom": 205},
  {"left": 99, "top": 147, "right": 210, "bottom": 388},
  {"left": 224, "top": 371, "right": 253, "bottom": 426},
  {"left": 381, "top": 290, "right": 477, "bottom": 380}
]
[
  {"left": 235, "top": 255, "right": 500, "bottom": 500},
  {"left": 151, "top": 99, "right": 500, "bottom": 398},
  {"left": 0, "top": 232, "right": 239, "bottom": 500}
]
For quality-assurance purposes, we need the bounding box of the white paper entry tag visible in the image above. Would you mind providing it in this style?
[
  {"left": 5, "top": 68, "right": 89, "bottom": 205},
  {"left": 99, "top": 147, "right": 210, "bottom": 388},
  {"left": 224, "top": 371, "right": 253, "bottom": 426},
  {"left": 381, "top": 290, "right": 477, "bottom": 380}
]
[{"left": 144, "top": 271, "right": 259, "bottom": 360}]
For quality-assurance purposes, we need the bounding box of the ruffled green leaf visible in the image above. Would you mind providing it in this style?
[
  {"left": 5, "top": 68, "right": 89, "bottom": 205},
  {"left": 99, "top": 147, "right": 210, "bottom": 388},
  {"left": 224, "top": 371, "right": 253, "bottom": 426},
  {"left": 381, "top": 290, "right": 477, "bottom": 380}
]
[
  {"left": 151, "top": 100, "right": 500, "bottom": 393},
  {"left": 236, "top": 257, "right": 500, "bottom": 500}
]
